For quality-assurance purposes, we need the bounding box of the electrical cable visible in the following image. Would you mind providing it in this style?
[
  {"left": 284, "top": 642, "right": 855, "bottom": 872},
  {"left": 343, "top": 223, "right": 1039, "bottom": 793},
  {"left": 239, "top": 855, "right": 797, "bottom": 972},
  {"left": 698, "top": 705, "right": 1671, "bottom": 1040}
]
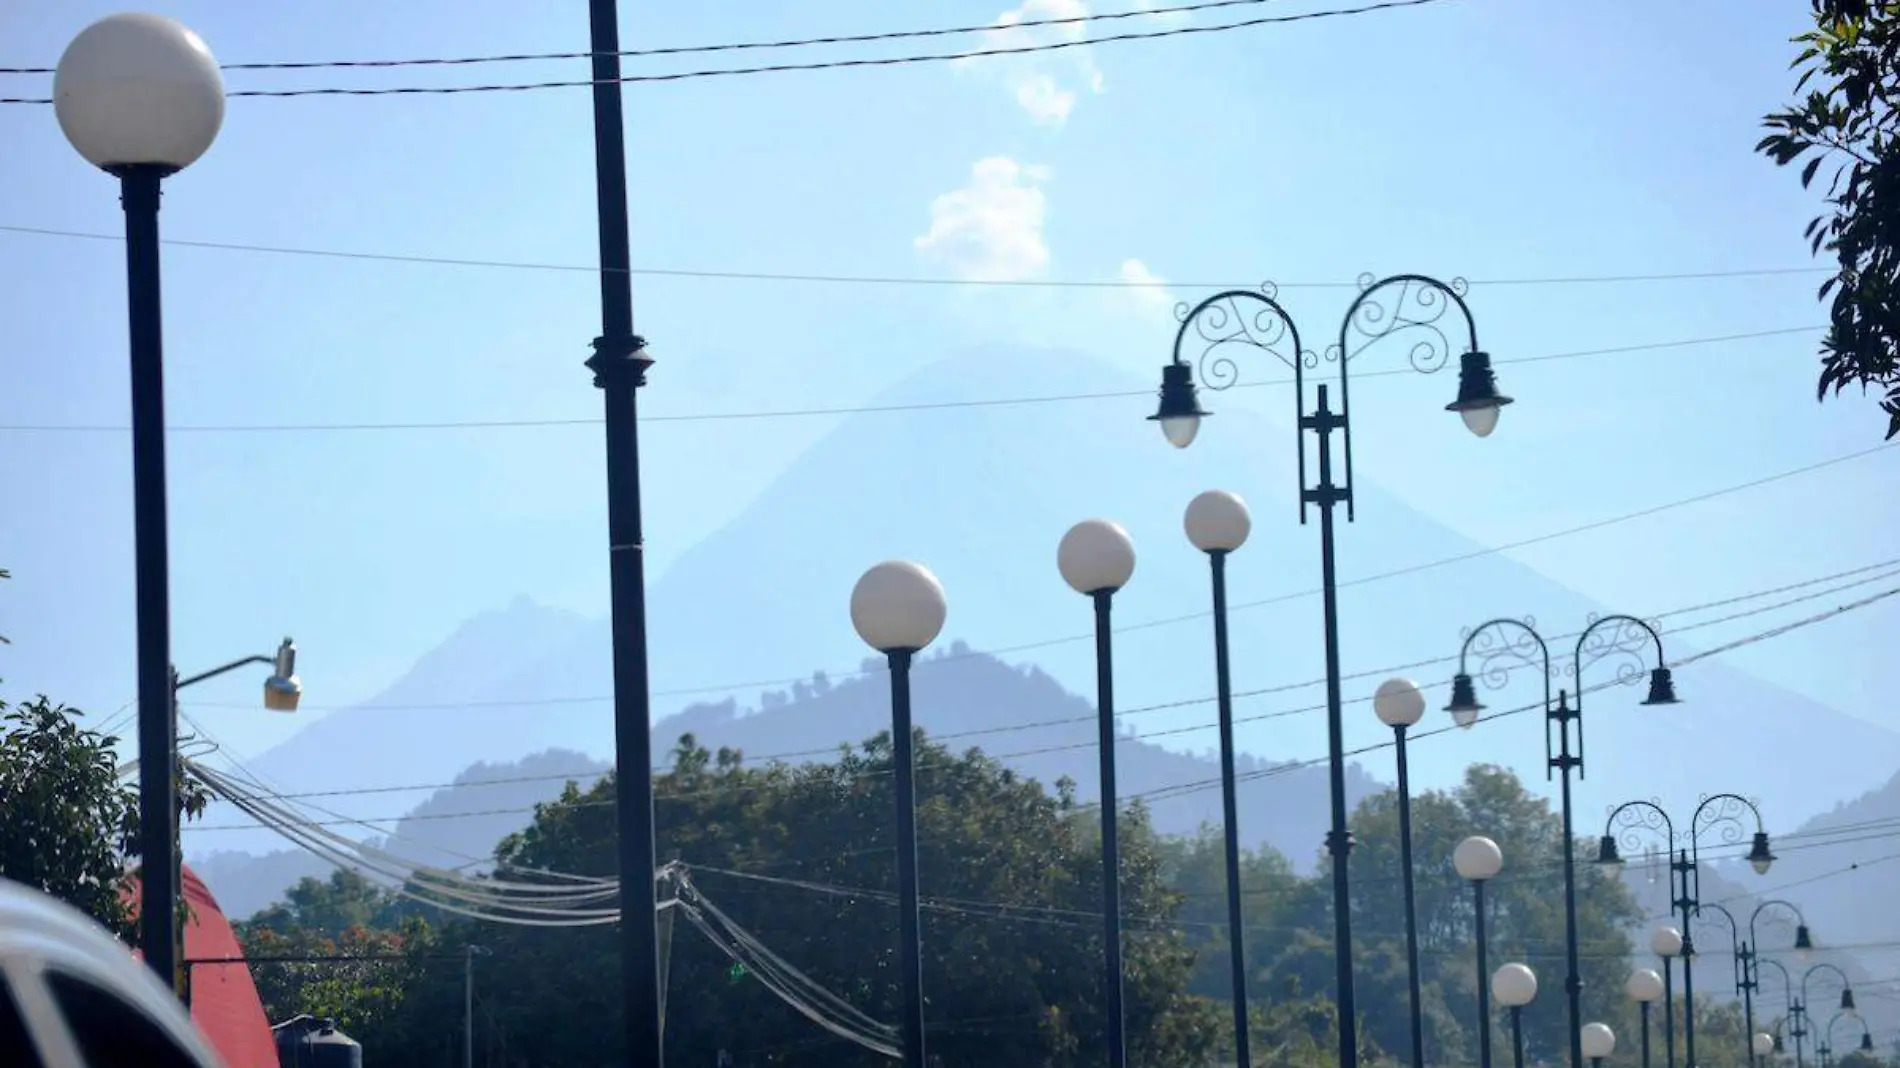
[
  {"left": 0, "top": 326, "right": 1823, "bottom": 435},
  {"left": 183, "top": 553, "right": 1900, "bottom": 809},
  {"left": 0, "top": 223, "right": 1833, "bottom": 290},
  {"left": 181, "top": 449, "right": 1897, "bottom": 724},
  {"left": 0, "top": 0, "right": 1292, "bottom": 75},
  {"left": 180, "top": 579, "right": 1900, "bottom": 830},
  {"left": 0, "top": 0, "right": 1459, "bottom": 105}
]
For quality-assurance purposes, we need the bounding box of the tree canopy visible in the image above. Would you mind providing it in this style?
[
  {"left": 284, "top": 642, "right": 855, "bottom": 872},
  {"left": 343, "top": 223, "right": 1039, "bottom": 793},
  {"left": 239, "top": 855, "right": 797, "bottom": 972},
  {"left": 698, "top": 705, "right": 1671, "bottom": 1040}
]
[{"left": 1759, "top": 1, "right": 1900, "bottom": 436}]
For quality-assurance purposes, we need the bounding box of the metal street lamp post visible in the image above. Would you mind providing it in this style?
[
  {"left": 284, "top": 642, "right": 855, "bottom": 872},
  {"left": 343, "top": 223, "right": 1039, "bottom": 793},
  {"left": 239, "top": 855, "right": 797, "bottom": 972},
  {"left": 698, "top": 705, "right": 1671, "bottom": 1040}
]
[
  {"left": 850, "top": 561, "right": 950, "bottom": 1068},
  {"left": 1149, "top": 274, "right": 1509, "bottom": 1068},
  {"left": 580, "top": 1, "right": 664, "bottom": 1063},
  {"left": 1701, "top": 898, "right": 1812, "bottom": 1068},
  {"left": 1598, "top": 795, "right": 1778, "bottom": 1068},
  {"left": 1494, "top": 963, "right": 1539, "bottom": 1068},
  {"left": 1456, "top": 835, "right": 1505, "bottom": 1068},
  {"left": 52, "top": 11, "right": 226, "bottom": 993},
  {"left": 1654, "top": 924, "right": 1685, "bottom": 1068},
  {"left": 1446, "top": 614, "right": 1679, "bottom": 1068},
  {"left": 1184, "top": 490, "right": 1257, "bottom": 1068},
  {"left": 1630, "top": 968, "right": 1666, "bottom": 1068},
  {"left": 1757, "top": 958, "right": 1803, "bottom": 1068},
  {"left": 1059, "top": 519, "right": 1138, "bottom": 1068},
  {"left": 1374, "top": 677, "right": 1429, "bottom": 1068}
]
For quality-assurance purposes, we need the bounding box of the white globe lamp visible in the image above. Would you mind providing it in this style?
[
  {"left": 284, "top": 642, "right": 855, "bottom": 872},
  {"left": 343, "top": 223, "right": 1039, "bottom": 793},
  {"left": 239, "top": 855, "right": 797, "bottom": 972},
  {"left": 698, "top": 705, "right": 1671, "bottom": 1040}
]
[
  {"left": 1454, "top": 835, "right": 1504, "bottom": 882},
  {"left": 1058, "top": 519, "right": 1136, "bottom": 595},
  {"left": 851, "top": 562, "right": 948, "bottom": 653},
  {"left": 55, "top": 13, "right": 225, "bottom": 173},
  {"left": 1183, "top": 490, "right": 1250, "bottom": 554}
]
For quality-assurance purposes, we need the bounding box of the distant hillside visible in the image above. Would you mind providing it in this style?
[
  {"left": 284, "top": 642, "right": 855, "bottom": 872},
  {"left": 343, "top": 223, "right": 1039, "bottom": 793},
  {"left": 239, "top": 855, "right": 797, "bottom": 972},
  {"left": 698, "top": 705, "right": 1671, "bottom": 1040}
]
[{"left": 238, "top": 345, "right": 1900, "bottom": 848}]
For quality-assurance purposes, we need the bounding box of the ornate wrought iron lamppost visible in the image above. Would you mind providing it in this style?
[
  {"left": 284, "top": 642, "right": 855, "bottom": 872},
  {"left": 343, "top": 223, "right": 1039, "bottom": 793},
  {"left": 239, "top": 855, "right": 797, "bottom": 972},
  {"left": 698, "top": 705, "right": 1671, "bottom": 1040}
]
[
  {"left": 1148, "top": 275, "right": 1510, "bottom": 1068},
  {"left": 1446, "top": 614, "right": 1679, "bottom": 1068}
]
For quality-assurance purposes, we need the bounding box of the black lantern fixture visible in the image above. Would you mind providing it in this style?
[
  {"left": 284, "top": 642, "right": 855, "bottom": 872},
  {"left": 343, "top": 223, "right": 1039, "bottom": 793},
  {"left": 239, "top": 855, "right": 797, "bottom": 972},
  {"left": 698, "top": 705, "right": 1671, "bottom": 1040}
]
[
  {"left": 1750, "top": 833, "right": 1778, "bottom": 876},
  {"left": 1643, "top": 667, "right": 1680, "bottom": 706}
]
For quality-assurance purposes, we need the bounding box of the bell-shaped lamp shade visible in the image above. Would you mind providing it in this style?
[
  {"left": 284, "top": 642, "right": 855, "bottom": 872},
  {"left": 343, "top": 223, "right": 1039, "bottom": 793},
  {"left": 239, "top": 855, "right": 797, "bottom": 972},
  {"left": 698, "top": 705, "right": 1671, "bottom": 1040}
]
[
  {"left": 1149, "top": 362, "right": 1208, "bottom": 450},
  {"left": 1493, "top": 962, "right": 1538, "bottom": 1008},
  {"left": 1626, "top": 968, "right": 1665, "bottom": 1004},
  {"left": 1748, "top": 832, "right": 1776, "bottom": 875},
  {"left": 1754, "top": 1033, "right": 1777, "bottom": 1058},
  {"left": 1184, "top": 490, "right": 1250, "bottom": 554},
  {"left": 1580, "top": 1023, "right": 1617, "bottom": 1061},
  {"left": 1596, "top": 835, "right": 1625, "bottom": 881},
  {"left": 1794, "top": 924, "right": 1815, "bottom": 962},
  {"left": 1374, "top": 677, "right": 1426, "bottom": 729},
  {"left": 1650, "top": 924, "right": 1684, "bottom": 958},
  {"left": 1445, "top": 674, "right": 1484, "bottom": 728},
  {"left": 1841, "top": 987, "right": 1858, "bottom": 1017},
  {"left": 1861, "top": 1032, "right": 1875, "bottom": 1053},
  {"left": 1454, "top": 835, "right": 1504, "bottom": 882},
  {"left": 850, "top": 561, "right": 948, "bottom": 653},
  {"left": 1058, "top": 519, "right": 1136, "bottom": 595},
  {"left": 263, "top": 638, "right": 301, "bottom": 712},
  {"left": 1643, "top": 667, "right": 1681, "bottom": 705},
  {"left": 1445, "top": 351, "right": 1513, "bottom": 438},
  {"left": 1774, "top": 1033, "right": 1786, "bottom": 1054},
  {"left": 55, "top": 13, "right": 226, "bottom": 172}
]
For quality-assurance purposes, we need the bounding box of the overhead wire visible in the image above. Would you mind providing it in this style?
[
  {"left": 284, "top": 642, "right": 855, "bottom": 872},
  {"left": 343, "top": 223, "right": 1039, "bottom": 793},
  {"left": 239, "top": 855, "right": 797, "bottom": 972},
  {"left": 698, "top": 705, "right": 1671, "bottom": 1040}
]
[
  {"left": 178, "top": 444, "right": 1897, "bottom": 724},
  {"left": 0, "top": 0, "right": 1297, "bottom": 74},
  {"left": 0, "top": 0, "right": 1460, "bottom": 105},
  {"left": 0, "top": 223, "right": 1833, "bottom": 290},
  {"left": 179, "top": 574, "right": 1900, "bottom": 831},
  {"left": 0, "top": 324, "right": 1827, "bottom": 435}
]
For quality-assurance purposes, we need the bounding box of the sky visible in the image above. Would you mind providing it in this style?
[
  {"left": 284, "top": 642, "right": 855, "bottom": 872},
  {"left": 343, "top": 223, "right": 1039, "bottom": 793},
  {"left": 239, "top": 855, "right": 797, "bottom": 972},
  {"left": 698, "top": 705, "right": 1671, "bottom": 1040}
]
[{"left": 2, "top": 0, "right": 1897, "bottom": 791}]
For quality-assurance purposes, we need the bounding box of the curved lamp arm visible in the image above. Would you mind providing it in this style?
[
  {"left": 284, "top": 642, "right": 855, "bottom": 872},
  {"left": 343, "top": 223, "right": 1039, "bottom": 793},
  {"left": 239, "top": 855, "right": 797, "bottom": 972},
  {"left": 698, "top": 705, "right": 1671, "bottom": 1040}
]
[
  {"left": 1448, "top": 617, "right": 1553, "bottom": 772},
  {"left": 1570, "top": 613, "right": 1678, "bottom": 777},
  {"left": 1697, "top": 901, "right": 1747, "bottom": 993},
  {"left": 1751, "top": 898, "right": 1813, "bottom": 958},
  {"left": 1162, "top": 286, "right": 1309, "bottom": 519},
  {"left": 1332, "top": 273, "right": 1488, "bottom": 521},
  {"left": 1803, "top": 963, "right": 1855, "bottom": 1018}
]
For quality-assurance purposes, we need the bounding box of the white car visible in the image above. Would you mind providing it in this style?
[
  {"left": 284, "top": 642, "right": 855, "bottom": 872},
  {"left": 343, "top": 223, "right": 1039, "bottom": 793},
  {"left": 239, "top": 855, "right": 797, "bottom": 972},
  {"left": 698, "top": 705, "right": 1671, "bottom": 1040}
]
[{"left": 0, "top": 878, "right": 222, "bottom": 1068}]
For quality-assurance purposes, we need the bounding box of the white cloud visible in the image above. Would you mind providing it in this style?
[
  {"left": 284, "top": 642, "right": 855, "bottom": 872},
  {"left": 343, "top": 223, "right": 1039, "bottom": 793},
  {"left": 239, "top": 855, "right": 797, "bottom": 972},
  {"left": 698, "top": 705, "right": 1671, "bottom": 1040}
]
[
  {"left": 953, "top": 0, "right": 1105, "bottom": 127},
  {"left": 1118, "top": 258, "right": 1176, "bottom": 321},
  {"left": 914, "top": 157, "right": 1053, "bottom": 282}
]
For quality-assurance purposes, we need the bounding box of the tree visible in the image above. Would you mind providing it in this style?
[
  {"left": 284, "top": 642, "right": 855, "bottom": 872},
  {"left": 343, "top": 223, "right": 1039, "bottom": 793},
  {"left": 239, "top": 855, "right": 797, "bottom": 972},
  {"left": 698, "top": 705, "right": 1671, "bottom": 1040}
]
[
  {"left": 0, "top": 695, "right": 139, "bottom": 936},
  {"left": 0, "top": 683, "right": 209, "bottom": 945},
  {"left": 349, "top": 731, "right": 1223, "bottom": 1067},
  {"left": 1758, "top": 1, "right": 1900, "bottom": 436},
  {"left": 236, "top": 872, "right": 441, "bottom": 1038}
]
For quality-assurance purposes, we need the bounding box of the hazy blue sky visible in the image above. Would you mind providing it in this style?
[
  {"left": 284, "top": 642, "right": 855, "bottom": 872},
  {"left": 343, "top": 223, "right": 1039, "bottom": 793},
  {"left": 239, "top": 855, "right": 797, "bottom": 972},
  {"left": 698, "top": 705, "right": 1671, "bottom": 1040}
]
[{"left": 2, "top": 1, "right": 1895, "bottom": 777}]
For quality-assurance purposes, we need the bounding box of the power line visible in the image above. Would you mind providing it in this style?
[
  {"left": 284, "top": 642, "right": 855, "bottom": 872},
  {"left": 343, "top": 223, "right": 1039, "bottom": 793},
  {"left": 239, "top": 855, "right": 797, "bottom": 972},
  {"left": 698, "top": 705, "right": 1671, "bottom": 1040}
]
[
  {"left": 181, "top": 582, "right": 1900, "bottom": 830},
  {"left": 0, "top": 325, "right": 1824, "bottom": 435},
  {"left": 184, "top": 444, "right": 1896, "bottom": 715},
  {"left": 0, "top": 0, "right": 1458, "bottom": 105},
  {"left": 0, "top": 223, "right": 1833, "bottom": 289},
  {"left": 0, "top": 0, "right": 1284, "bottom": 75},
  {"left": 197, "top": 558, "right": 1900, "bottom": 799}
]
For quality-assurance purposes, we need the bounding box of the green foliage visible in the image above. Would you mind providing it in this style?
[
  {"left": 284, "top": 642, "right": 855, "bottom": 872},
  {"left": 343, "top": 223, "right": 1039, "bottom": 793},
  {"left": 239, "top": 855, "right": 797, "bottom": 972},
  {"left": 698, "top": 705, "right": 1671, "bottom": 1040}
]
[
  {"left": 1758, "top": 1, "right": 1900, "bottom": 437},
  {"left": 0, "top": 694, "right": 138, "bottom": 936},
  {"left": 232, "top": 747, "right": 1680, "bottom": 1068}
]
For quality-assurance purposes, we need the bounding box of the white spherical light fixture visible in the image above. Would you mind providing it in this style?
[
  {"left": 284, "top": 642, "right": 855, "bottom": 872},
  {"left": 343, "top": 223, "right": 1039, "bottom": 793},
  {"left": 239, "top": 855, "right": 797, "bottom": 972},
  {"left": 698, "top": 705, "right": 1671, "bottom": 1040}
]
[
  {"left": 1058, "top": 519, "right": 1136, "bottom": 595},
  {"left": 1183, "top": 490, "right": 1250, "bottom": 554},
  {"left": 1373, "top": 677, "right": 1426, "bottom": 728},
  {"left": 1492, "top": 962, "right": 1538, "bottom": 1008},
  {"left": 1754, "top": 1033, "right": 1777, "bottom": 1058},
  {"left": 1626, "top": 968, "right": 1665, "bottom": 1004},
  {"left": 1453, "top": 835, "right": 1504, "bottom": 882},
  {"left": 851, "top": 561, "right": 948, "bottom": 653},
  {"left": 55, "top": 13, "right": 226, "bottom": 173},
  {"left": 1580, "top": 1022, "right": 1617, "bottom": 1061},
  {"left": 1650, "top": 924, "right": 1683, "bottom": 958}
]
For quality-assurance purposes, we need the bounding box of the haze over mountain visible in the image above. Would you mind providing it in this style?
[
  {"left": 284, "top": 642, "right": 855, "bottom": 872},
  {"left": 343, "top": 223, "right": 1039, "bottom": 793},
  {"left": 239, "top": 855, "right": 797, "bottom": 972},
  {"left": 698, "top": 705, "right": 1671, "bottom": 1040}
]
[{"left": 193, "top": 346, "right": 1900, "bottom": 883}]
